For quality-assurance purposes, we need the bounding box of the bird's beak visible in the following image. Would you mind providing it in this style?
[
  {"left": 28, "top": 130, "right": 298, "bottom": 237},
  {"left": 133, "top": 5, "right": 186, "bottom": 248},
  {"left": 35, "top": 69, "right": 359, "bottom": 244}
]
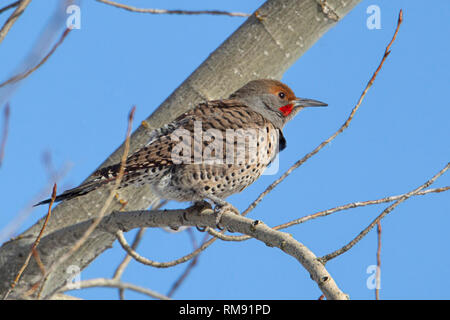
[{"left": 292, "top": 98, "right": 328, "bottom": 108}]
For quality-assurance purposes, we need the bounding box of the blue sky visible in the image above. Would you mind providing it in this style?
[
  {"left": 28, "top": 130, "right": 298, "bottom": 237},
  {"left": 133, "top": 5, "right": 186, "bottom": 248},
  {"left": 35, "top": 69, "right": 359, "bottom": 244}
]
[{"left": 0, "top": 0, "right": 449, "bottom": 300}]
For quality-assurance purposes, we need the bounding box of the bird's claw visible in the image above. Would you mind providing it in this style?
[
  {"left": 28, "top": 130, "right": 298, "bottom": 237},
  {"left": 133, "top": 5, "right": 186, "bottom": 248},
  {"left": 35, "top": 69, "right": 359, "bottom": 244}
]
[{"left": 214, "top": 203, "right": 240, "bottom": 230}]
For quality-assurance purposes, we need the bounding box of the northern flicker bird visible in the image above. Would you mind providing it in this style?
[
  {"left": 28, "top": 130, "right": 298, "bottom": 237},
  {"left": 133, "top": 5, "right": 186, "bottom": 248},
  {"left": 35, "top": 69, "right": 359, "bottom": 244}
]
[{"left": 35, "top": 79, "right": 327, "bottom": 211}]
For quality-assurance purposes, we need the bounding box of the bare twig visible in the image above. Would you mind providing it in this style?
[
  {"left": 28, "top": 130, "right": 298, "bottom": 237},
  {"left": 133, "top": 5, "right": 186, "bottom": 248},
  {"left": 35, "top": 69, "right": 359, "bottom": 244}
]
[
  {"left": 114, "top": 228, "right": 146, "bottom": 300},
  {"left": 276, "top": 186, "right": 450, "bottom": 229},
  {"left": 3, "top": 184, "right": 57, "bottom": 300},
  {"left": 206, "top": 227, "right": 246, "bottom": 241},
  {"left": 59, "top": 278, "right": 170, "bottom": 300},
  {"left": 97, "top": 0, "right": 250, "bottom": 17},
  {"left": 112, "top": 200, "right": 167, "bottom": 299},
  {"left": 31, "top": 248, "right": 46, "bottom": 275},
  {"left": 242, "top": 10, "right": 404, "bottom": 217},
  {"left": 0, "top": 28, "right": 71, "bottom": 89},
  {"left": 0, "top": 0, "right": 32, "bottom": 45},
  {"left": 0, "top": 103, "right": 10, "bottom": 167},
  {"left": 0, "top": 161, "right": 71, "bottom": 244},
  {"left": 321, "top": 162, "right": 450, "bottom": 263},
  {"left": 115, "top": 229, "right": 216, "bottom": 268},
  {"left": 36, "top": 106, "right": 136, "bottom": 298},
  {"left": 207, "top": 186, "right": 450, "bottom": 242},
  {"left": 375, "top": 222, "right": 381, "bottom": 300},
  {"left": 167, "top": 230, "right": 208, "bottom": 298},
  {"left": 0, "top": 1, "right": 20, "bottom": 16}
]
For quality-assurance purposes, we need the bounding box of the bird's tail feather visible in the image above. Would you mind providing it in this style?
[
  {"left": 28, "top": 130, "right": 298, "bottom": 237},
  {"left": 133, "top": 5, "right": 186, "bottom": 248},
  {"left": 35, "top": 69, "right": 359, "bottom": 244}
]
[{"left": 33, "top": 179, "right": 108, "bottom": 207}]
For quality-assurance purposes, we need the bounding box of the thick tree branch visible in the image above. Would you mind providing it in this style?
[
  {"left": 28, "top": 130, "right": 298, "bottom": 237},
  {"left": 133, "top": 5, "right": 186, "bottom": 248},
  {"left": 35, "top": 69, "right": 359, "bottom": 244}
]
[{"left": 46, "top": 205, "right": 349, "bottom": 300}]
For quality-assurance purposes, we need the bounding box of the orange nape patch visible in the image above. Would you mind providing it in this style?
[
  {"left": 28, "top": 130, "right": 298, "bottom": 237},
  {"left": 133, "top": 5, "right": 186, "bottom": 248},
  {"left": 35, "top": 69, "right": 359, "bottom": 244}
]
[
  {"left": 279, "top": 104, "right": 294, "bottom": 116},
  {"left": 267, "top": 82, "right": 297, "bottom": 101}
]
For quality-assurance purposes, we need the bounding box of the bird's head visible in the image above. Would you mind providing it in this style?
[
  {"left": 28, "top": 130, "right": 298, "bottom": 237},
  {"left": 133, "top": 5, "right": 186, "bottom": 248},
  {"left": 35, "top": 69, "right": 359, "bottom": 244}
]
[{"left": 229, "top": 79, "right": 327, "bottom": 128}]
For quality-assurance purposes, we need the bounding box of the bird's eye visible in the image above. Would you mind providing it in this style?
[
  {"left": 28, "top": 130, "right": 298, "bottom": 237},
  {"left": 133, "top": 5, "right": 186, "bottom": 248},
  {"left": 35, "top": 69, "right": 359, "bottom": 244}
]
[{"left": 278, "top": 92, "right": 286, "bottom": 99}]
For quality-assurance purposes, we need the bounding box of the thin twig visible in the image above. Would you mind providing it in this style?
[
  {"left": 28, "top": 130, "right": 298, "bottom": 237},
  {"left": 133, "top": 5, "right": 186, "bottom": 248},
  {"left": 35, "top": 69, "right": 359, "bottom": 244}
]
[
  {"left": 375, "top": 222, "right": 381, "bottom": 300},
  {"left": 207, "top": 188, "right": 450, "bottom": 243},
  {"left": 115, "top": 229, "right": 216, "bottom": 268},
  {"left": 97, "top": 0, "right": 250, "bottom": 17},
  {"left": 113, "top": 203, "right": 166, "bottom": 278},
  {"left": 167, "top": 230, "right": 208, "bottom": 298},
  {"left": 3, "top": 184, "right": 57, "bottom": 300},
  {"left": 114, "top": 228, "right": 147, "bottom": 300},
  {"left": 275, "top": 186, "right": 450, "bottom": 230},
  {"left": 31, "top": 248, "right": 46, "bottom": 275},
  {"left": 241, "top": 10, "right": 404, "bottom": 218},
  {"left": 36, "top": 106, "right": 136, "bottom": 299},
  {"left": 0, "top": 1, "right": 20, "bottom": 16},
  {"left": 0, "top": 28, "right": 71, "bottom": 89},
  {"left": 321, "top": 162, "right": 450, "bottom": 263},
  {"left": 0, "top": 0, "right": 32, "bottom": 46},
  {"left": 206, "top": 226, "right": 246, "bottom": 241},
  {"left": 0, "top": 161, "right": 71, "bottom": 244},
  {"left": 59, "top": 278, "right": 170, "bottom": 300},
  {"left": 0, "top": 103, "right": 10, "bottom": 167},
  {"left": 112, "top": 200, "right": 167, "bottom": 299}
]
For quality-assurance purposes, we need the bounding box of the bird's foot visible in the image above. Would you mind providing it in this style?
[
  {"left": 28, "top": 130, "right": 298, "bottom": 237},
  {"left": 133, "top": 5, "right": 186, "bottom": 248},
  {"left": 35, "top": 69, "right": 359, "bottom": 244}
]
[
  {"left": 213, "top": 202, "right": 240, "bottom": 230},
  {"left": 183, "top": 201, "right": 213, "bottom": 232},
  {"left": 198, "top": 194, "right": 240, "bottom": 230}
]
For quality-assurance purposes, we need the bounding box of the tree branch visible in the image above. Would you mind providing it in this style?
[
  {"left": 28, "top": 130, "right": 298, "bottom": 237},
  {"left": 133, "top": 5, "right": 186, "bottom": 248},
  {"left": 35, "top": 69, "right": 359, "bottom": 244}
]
[
  {"left": 0, "top": 0, "right": 31, "bottom": 46},
  {"left": 0, "top": 1, "right": 20, "bottom": 16},
  {"left": 115, "top": 229, "right": 216, "bottom": 269},
  {"left": 96, "top": 0, "right": 250, "bottom": 17},
  {"left": 0, "top": 28, "right": 71, "bottom": 89},
  {"left": 59, "top": 278, "right": 170, "bottom": 300},
  {"left": 49, "top": 205, "right": 349, "bottom": 300},
  {"left": 320, "top": 162, "right": 450, "bottom": 263},
  {"left": 3, "top": 184, "right": 57, "bottom": 300},
  {"left": 205, "top": 186, "right": 450, "bottom": 242},
  {"left": 276, "top": 186, "right": 450, "bottom": 229},
  {"left": 35, "top": 106, "right": 136, "bottom": 298},
  {"left": 167, "top": 230, "right": 207, "bottom": 298}
]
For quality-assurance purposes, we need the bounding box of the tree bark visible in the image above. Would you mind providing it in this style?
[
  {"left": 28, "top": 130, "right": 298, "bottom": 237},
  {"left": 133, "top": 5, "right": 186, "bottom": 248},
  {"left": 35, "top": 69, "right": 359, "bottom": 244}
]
[{"left": 0, "top": 0, "right": 361, "bottom": 299}]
